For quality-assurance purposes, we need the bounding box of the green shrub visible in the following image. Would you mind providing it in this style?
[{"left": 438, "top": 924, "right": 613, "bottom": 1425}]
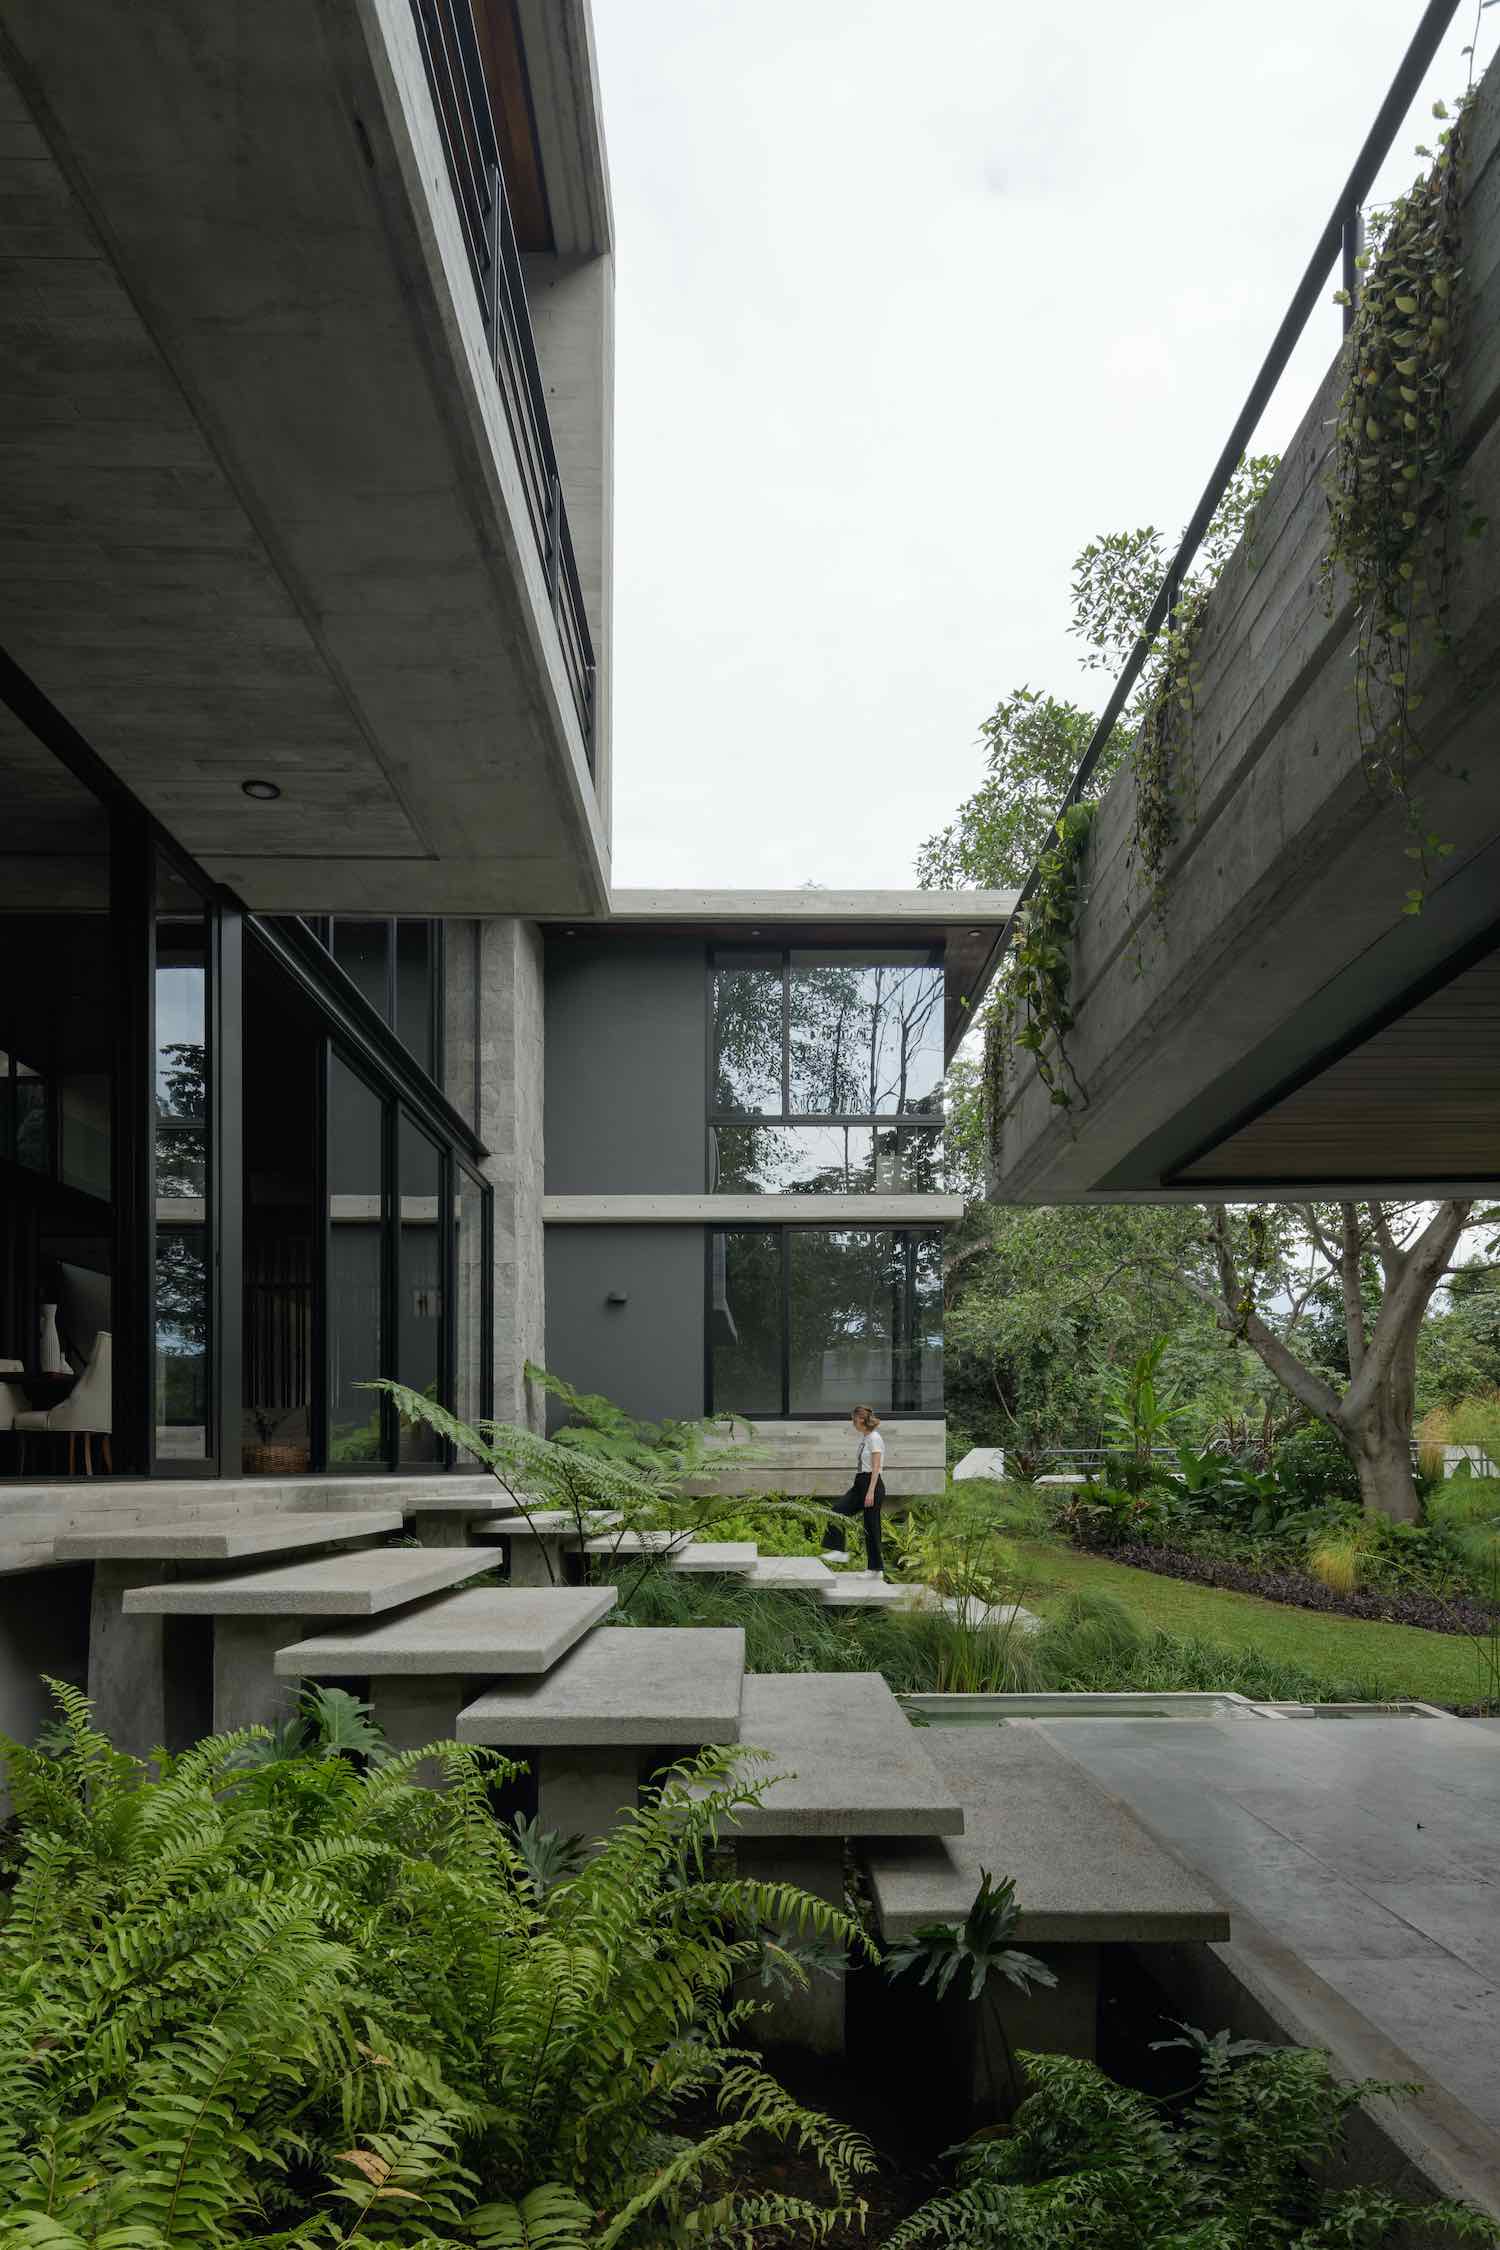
[
  {"left": 1272, "top": 1419, "right": 1362, "bottom": 1509},
  {"left": 887, "top": 2037, "right": 1499, "bottom": 2247},
  {"left": 0, "top": 1685, "right": 874, "bottom": 2246}
]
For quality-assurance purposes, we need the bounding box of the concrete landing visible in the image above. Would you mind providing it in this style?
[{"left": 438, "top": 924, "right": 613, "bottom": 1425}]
[
  {"left": 53, "top": 1510, "right": 402, "bottom": 1561},
  {"left": 1039, "top": 1713, "right": 1500, "bottom": 2214},
  {"left": 120, "top": 1547, "right": 498, "bottom": 1616},
  {"left": 456, "top": 1626, "right": 745, "bottom": 1745},
  {"left": 866, "top": 1723, "right": 1229, "bottom": 1943},
  {"left": 817, "top": 1573, "right": 917, "bottom": 1610},
  {"left": 729, "top": 1673, "right": 964, "bottom": 1838},
  {"left": 273, "top": 1586, "right": 616, "bottom": 1676}
]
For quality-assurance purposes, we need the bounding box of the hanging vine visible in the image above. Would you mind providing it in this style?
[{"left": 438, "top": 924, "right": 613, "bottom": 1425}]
[
  {"left": 1130, "top": 584, "right": 1208, "bottom": 915},
  {"left": 984, "top": 800, "right": 1096, "bottom": 1175},
  {"left": 1325, "top": 93, "right": 1480, "bottom": 912}
]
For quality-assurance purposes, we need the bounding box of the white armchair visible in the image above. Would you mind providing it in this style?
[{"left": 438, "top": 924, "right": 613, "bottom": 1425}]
[{"left": 15, "top": 1332, "right": 113, "bottom": 1475}]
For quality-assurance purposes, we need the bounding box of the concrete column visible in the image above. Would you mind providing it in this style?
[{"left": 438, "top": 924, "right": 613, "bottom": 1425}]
[
  {"left": 535, "top": 1745, "right": 638, "bottom": 1847},
  {"left": 970, "top": 1943, "right": 1099, "bottom": 2113},
  {"left": 369, "top": 1674, "right": 462, "bottom": 1786},
  {"left": 87, "top": 1561, "right": 181, "bottom": 1762},
  {"left": 212, "top": 1614, "right": 321, "bottom": 1737},
  {"left": 409, "top": 1512, "right": 474, "bottom": 1548},
  {"left": 737, "top": 1837, "right": 848, "bottom": 2056},
  {"left": 504, "top": 1535, "right": 569, "bottom": 1588},
  {"left": 450, "top": 916, "right": 545, "bottom": 1433}
]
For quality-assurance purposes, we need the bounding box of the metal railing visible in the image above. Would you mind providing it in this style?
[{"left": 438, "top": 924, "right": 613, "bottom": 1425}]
[
  {"left": 409, "top": 0, "right": 598, "bottom": 767},
  {"left": 1004, "top": 0, "right": 1464, "bottom": 939}
]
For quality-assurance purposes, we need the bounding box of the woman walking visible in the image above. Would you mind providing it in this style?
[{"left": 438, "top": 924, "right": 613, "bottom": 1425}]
[{"left": 827, "top": 1404, "right": 886, "bottom": 1575}]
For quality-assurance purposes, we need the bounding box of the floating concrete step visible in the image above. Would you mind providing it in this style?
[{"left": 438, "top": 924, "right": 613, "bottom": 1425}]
[
  {"left": 456, "top": 1626, "right": 746, "bottom": 1746},
  {"left": 580, "top": 1527, "right": 679, "bottom": 1555},
  {"left": 0, "top": 1542, "right": 58, "bottom": 1577},
  {"left": 729, "top": 1673, "right": 964, "bottom": 1838},
  {"left": 864, "top": 1724, "right": 1229, "bottom": 1943},
  {"left": 0, "top": 1473, "right": 496, "bottom": 1515},
  {"left": 744, "top": 1555, "right": 836, "bottom": 1590},
  {"left": 120, "top": 1546, "right": 499, "bottom": 1616},
  {"left": 665, "top": 1541, "right": 757, "bottom": 1573},
  {"left": 54, "top": 1510, "right": 403, "bottom": 1563},
  {"left": 400, "top": 1487, "right": 534, "bottom": 1515},
  {"left": 817, "top": 1572, "right": 921, "bottom": 1610},
  {"left": 273, "top": 1586, "right": 617, "bottom": 1678}
]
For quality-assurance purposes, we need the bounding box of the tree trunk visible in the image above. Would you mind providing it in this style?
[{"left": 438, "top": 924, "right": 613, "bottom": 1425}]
[{"left": 1349, "top": 1422, "right": 1420, "bottom": 1524}]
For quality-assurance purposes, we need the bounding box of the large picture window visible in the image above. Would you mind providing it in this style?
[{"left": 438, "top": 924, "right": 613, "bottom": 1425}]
[
  {"left": 707, "top": 1227, "right": 942, "bottom": 1418},
  {"left": 708, "top": 947, "right": 944, "bottom": 1192}
]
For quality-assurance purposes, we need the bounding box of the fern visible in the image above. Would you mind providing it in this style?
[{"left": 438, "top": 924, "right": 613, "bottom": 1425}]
[{"left": 0, "top": 1689, "right": 873, "bottom": 2248}]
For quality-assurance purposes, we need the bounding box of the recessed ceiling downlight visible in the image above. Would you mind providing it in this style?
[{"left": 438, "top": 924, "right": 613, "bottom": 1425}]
[{"left": 241, "top": 778, "right": 281, "bottom": 801}]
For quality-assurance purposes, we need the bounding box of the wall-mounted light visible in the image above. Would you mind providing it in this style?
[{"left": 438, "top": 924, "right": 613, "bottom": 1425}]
[
  {"left": 241, "top": 778, "right": 281, "bottom": 801},
  {"left": 606, "top": 1291, "right": 628, "bottom": 1306}
]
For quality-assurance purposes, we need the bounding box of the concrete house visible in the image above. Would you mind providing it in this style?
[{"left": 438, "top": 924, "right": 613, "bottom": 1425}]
[{"left": 0, "top": 0, "right": 1011, "bottom": 1710}]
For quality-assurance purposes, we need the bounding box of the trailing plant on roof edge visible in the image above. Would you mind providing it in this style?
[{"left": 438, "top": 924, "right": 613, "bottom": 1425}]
[
  {"left": 1326, "top": 92, "right": 1484, "bottom": 914},
  {"left": 983, "top": 800, "right": 1096, "bottom": 1174}
]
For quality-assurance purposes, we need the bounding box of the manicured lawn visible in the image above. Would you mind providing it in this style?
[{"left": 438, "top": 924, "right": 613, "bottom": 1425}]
[{"left": 1011, "top": 1535, "right": 1491, "bottom": 1707}]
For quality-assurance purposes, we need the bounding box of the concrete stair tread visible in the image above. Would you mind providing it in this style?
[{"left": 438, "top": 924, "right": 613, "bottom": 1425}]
[
  {"left": 120, "top": 1547, "right": 498, "bottom": 1617},
  {"left": 273, "top": 1586, "right": 617, "bottom": 1677},
  {"left": 665, "top": 1541, "right": 757, "bottom": 1572},
  {"left": 501, "top": 1511, "right": 620, "bottom": 1538},
  {"left": 864, "top": 1724, "right": 1230, "bottom": 1943},
  {"left": 744, "top": 1555, "right": 836, "bottom": 1588},
  {"left": 728, "top": 1672, "right": 964, "bottom": 1838},
  {"left": 54, "top": 1510, "right": 403, "bottom": 1562},
  {"left": 818, "top": 1573, "right": 921, "bottom": 1609},
  {"left": 0, "top": 1543, "right": 58, "bottom": 1577},
  {"left": 456, "top": 1625, "right": 745, "bottom": 1745}
]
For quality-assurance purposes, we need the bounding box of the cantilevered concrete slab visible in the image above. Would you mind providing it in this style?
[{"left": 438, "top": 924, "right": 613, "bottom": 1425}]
[
  {"left": 744, "top": 1556, "right": 837, "bottom": 1590},
  {"left": 728, "top": 1674, "right": 963, "bottom": 1838},
  {"left": 990, "top": 53, "right": 1500, "bottom": 1201},
  {"left": 665, "top": 1543, "right": 757, "bottom": 1573},
  {"left": 866, "top": 1724, "right": 1229, "bottom": 1943},
  {"left": 120, "top": 1548, "right": 498, "bottom": 1617},
  {"left": 456, "top": 1626, "right": 745, "bottom": 1745},
  {"left": 273, "top": 1587, "right": 615, "bottom": 1677},
  {"left": 54, "top": 1511, "right": 402, "bottom": 1563},
  {"left": 0, "top": 3, "right": 607, "bottom": 912}
]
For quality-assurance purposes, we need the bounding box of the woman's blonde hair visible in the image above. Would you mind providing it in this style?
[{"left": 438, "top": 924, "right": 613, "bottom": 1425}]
[{"left": 851, "top": 1405, "right": 881, "bottom": 1430}]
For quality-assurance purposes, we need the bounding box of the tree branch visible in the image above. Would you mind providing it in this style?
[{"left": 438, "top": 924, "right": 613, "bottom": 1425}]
[
  {"left": 1339, "top": 1203, "right": 1368, "bottom": 1381},
  {"left": 1177, "top": 1266, "right": 1344, "bottom": 1426},
  {"left": 1346, "top": 1200, "right": 1474, "bottom": 1415}
]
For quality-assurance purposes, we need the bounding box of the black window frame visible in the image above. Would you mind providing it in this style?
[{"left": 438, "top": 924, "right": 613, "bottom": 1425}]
[{"left": 703, "top": 1223, "right": 943, "bottom": 1421}]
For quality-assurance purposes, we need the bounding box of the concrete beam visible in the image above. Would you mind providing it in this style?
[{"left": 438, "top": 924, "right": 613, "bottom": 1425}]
[{"left": 543, "top": 1194, "right": 964, "bottom": 1223}]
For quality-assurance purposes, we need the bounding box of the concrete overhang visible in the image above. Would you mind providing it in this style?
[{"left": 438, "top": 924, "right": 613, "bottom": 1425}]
[
  {"left": 0, "top": 0, "right": 608, "bottom": 915},
  {"left": 988, "top": 53, "right": 1500, "bottom": 1205},
  {"left": 543, "top": 1194, "right": 966, "bottom": 1225},
  {"left": 547, "top": 889, "right": 1018, "bottom": 1062}
]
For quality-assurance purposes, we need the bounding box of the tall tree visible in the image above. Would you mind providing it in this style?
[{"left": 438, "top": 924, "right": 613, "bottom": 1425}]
[{"left": 1179, "top": 1202, "right": 1483, "bottom": 1523}]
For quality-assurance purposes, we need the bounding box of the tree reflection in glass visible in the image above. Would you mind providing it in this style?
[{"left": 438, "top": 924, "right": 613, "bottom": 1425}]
[{"left": 788, "top": 952, "right": 944, "bottom": 1116}]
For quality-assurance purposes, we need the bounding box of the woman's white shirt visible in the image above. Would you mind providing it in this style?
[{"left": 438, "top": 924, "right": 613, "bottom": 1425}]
[{"left": 856, "top": 1428, "right": 885, "bottom": 1476}]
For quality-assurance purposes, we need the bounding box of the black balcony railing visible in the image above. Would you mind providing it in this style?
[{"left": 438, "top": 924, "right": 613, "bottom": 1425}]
[
  {"left": 1004, "top": 0, "right": 1464, "bottom": 940},
  {"left": 409, "top": 0, "right": 598, "bottom": 768}
]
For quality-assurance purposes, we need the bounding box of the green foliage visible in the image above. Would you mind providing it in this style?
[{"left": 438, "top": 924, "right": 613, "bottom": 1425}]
[
  {"left": 885, "top": 1871, "right": 1057, "bottom": 2005},
  {"left": 988, "top": 799, "right": 1097, "bottom": 1130},
  {"left": 0, "top": 1685, "right": 875, "bottom": 2246},
  {"left": 916, "top": 687, "right": 1123, "bottom": 895},
  {"left": 1325, "top": 97, "right": 1478, "bottom": 914},
  {"left": 1096, "top": 1336, "right": 1192, "bottom": 1486},
  {"left": 888, "top": 2039, "right": 1500, "bottom": 2248}
]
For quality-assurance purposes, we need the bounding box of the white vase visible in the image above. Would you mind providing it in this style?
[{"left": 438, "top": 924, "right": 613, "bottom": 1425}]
[{"left": 38, "top": 1303, "right": 63, "bottom": 1374}]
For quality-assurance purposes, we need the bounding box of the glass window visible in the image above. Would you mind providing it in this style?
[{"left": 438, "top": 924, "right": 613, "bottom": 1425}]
[
  {"left": 788, "top": 1229, "right": 903, "bottom": 1413},
  {"left": 332, "top": 919, "right": 390, "bottom": 1021},
  {"left": 327, "top": 1052, "right": 386, "bottom": 1463},
  {"left": 454, "top": 1162, "right": 487, "bottom": 1429},
  {"left": 60, "top": 1073, "right": 110, "bottom": 1198},
  {"left": 789, "top": 951, "right": 944, "bottom": 1115},
  {"left": 708, "top": 1230, "right": 783, "bottom": 1415},
  {"left": 154, "top": 911, "right": 210, "bottom": 1459},
  {"left": 396, "top": 921, "right": 437, "bottom": 1079},
  {"left": 711, "top": 953, "right": 782, "bottom": 1115},
  {"left": 14, "top": 1058, "right": 49, "bottom": 1173},
  {"left": 712, "top": 1121, "right": 943, "bottom": 1195},
  {"left": 397, "top": 1113, "right": 443, "bottom": 1464}
]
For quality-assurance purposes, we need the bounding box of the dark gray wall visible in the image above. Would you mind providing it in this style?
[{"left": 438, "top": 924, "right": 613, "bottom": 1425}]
[
  {"left": 544, "top": 1225, "right": 704, "bottom": 1427},
  {"left": 544, "top": 937, "right": 706, "bottom": 1193}
]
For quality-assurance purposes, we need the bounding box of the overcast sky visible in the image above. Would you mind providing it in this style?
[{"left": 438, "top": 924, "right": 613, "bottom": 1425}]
[{"left": 589, "top": 1, "right": 1492, "bottom": 896}]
